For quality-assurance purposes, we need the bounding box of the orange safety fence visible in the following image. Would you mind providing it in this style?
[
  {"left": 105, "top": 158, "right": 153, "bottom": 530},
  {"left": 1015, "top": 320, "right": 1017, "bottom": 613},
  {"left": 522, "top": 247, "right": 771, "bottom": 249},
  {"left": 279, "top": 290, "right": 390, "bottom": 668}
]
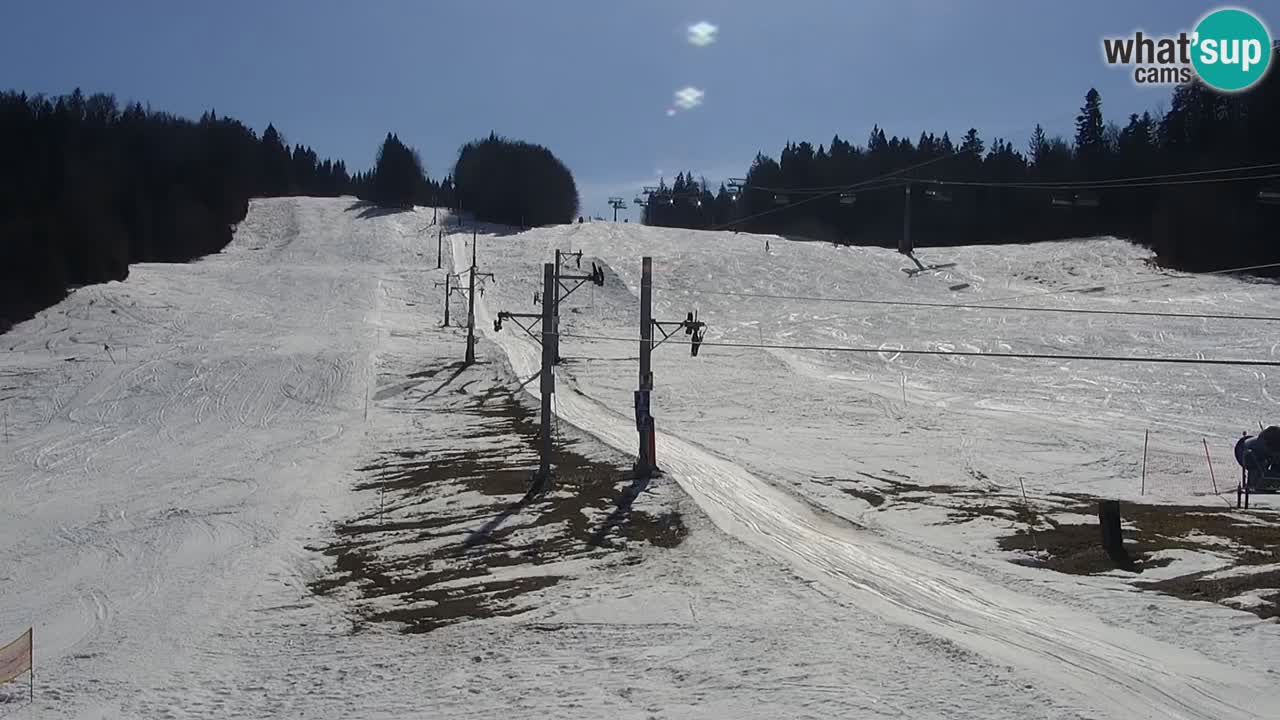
[{"left": 0, "top": 628, "right": 32, "bottom": 686}]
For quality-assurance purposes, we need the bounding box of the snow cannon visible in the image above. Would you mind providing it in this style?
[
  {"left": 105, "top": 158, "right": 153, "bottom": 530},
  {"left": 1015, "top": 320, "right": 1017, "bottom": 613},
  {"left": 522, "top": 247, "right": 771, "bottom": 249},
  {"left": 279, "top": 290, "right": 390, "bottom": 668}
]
[{"left": 1234, "top": 426, "right": 1280, "bottom": 492}]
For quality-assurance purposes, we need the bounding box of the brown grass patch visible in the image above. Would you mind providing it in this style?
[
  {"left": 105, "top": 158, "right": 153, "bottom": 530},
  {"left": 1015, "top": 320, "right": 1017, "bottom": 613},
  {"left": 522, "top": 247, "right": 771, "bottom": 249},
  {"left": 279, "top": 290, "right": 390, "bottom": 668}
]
[{"left": 311, "top": 380, "right": 686, "bottom": 633}]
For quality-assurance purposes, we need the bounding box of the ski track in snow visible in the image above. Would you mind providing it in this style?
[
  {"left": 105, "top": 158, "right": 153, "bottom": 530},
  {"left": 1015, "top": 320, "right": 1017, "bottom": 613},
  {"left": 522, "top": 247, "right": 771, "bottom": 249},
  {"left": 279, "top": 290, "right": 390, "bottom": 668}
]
[
  {"left": 456, "top": 226, "right": 1280, "bottom": 720},
  {"left": 0, "top": 198, "right": 417, "bottom": 717}
]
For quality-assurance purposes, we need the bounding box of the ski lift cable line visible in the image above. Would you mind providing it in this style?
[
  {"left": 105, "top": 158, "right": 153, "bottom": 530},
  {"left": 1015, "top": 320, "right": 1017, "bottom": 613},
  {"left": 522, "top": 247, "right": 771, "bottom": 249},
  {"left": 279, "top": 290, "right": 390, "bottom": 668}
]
[
  {"left": 904, "top": 171, "right": 1280, "bottom": 191},
  {"left": 712, "top": 149, "right": 979, "bottom": 232},
  {"left": 559, "top": 332, "right": 1280, "bottom": 367},
  {"left": 741, "top": 179, "right": 909, "bottom": 199},
  {"left": 748, "top": 162, "right": 1280, "bottom": 195},
  {"left": 648, "top": 287, "right": 1280, "bottom": 323},
  {"left": 926, "top": 161, "right": 1280, "bottom": 187},
  {"left": 654, "top": 259, "right": 1280, "bottom": 323},
  {"left": 745, "top": 180, "right": 907, "bottom": 196},
  {"left": 976, "top": 260, "right": 1280, "bottom": 306}
]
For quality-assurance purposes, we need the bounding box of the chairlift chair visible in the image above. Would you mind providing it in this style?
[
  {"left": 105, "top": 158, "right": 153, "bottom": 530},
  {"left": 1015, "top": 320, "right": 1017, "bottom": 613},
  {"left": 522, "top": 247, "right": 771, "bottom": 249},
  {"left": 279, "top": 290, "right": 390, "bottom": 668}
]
[
  {"left": 839, "top": 192, "right": 856, "bottom": 206},
  {"left": 924, "top": 185, "right": 953, "bottom": 203},
  {"left": 1258, "top": 186, "right": 1280, "bottom": 206},
  {"left": 1073, "top": 191, "right": 1101, "bottom": 208},
  {"left": 1050, "top": 193, "right": 1073, "bottom": 208},
  {"left": 774, "top": 194, "right": 790, "bottom": 205}
]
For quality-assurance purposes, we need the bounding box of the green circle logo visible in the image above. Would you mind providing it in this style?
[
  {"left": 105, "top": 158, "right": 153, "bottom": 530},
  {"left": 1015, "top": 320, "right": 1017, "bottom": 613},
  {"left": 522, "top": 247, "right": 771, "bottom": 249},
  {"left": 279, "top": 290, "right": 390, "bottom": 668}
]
[{"left": 1192, "top": 8, "right": 1272, "bottom": 92}]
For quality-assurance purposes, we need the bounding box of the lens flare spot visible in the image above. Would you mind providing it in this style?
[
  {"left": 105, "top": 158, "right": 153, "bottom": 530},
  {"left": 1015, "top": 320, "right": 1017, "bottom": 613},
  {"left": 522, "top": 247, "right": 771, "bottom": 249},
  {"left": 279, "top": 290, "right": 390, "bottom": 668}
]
[
  {"left": 688, "top": 21, "right": 719, "bottom": 47},
  {"left": 673, "top": 86, "right": 705, "bottom": 110}
]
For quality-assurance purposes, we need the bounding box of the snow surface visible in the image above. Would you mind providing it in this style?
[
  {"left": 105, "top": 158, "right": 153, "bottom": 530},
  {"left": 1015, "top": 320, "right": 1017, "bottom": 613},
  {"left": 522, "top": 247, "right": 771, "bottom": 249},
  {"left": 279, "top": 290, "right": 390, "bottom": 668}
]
[
  {"left": 3, "top": 197, "right": 1280, "bottom": 718},
  {"left": 459, "top": 220, "right": 1280, "bottom": 719},
  {"left": 1223, "top": 589, "right": 1280, "bottom": 610},
  {"left": 1203, "top": 563, "right": 1280, "bottom": 581}
]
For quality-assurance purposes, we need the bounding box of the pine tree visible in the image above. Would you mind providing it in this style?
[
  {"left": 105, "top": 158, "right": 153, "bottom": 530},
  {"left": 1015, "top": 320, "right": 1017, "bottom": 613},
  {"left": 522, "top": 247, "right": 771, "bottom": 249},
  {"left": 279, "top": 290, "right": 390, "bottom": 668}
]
[
  {"left": 1028, "top": 124, "right": 1048, "bottom": 168},
  {"left": 960, "top": 128, "right": 985, "bottom": 156},
  {"left": 371, "top": 133, "right": 427, "bottom": 209},
  {"left": 452, "top": 133, "right": 578, "bottom": 226},
  {"left": 1074, "top": 88, "right": 1107, "bottom": 176},
  {"left": 259, "top": 124, "right": 292, "bottom": 196}
]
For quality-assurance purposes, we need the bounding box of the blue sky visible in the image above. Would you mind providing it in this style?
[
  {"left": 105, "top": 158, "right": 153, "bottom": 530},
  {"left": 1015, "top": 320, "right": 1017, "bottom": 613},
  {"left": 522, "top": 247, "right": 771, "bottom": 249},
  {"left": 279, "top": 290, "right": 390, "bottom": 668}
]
[{"left": 2, "top": 1, "right": 1275, "bottom": 218}]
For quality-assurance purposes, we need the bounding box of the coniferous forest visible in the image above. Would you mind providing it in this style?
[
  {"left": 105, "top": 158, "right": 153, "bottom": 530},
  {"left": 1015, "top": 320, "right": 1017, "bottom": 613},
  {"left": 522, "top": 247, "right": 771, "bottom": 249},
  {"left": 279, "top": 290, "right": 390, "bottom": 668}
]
[
  {"left": 644, "top": 49, "right": 1280, "bottom": 276},
  {"left": 453, "top": 133, "right": 581, "bottom": 228},
  {"left": 5, "top": 62, "right": 1276, "bottom": 333},
  {"left": 0, "top": 91, "right": 580, "bottom": 332}
]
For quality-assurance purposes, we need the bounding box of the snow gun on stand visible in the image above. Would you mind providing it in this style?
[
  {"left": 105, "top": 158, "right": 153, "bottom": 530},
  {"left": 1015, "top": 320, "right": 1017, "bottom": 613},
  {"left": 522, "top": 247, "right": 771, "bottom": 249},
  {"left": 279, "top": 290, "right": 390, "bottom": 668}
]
[{"left": 1234, "top": 425, "right": 1280, "bottom": 507}]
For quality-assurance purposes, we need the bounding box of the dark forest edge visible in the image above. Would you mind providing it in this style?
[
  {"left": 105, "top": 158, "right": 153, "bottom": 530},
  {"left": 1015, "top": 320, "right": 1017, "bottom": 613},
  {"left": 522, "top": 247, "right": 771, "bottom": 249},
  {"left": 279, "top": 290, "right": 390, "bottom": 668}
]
[
  {"left": 644, "top": 48, "right": 1280, "bottom": 277},
  {"left": 0, "top": 90, "right": 580, "bottom": 333}
]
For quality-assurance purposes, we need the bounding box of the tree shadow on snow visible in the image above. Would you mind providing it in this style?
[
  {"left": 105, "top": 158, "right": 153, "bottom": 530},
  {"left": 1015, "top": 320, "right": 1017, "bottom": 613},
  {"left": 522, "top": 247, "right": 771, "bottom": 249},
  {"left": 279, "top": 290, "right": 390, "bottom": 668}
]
[
  {"left": 588, "top": 471, "right": 651, "bottom": 547},
  {"left": 460, "top": 220, "right": 526, "bottom": 238},
  {"left": 344, "top": 200, "right": 414, "bottom": 220},
  {"left": 462, "top": 482, "right": 545, "bottom": 548},
  {"left": 415, "top": 361, "right": 469, "bottom": 402}
]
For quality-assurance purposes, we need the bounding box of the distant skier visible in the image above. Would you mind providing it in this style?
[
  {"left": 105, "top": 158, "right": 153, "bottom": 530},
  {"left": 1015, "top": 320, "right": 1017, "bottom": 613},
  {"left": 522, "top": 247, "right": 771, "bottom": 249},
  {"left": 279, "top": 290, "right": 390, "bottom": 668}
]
[{"left": 765, "top": 239, "right": 770, "bottom": 253}]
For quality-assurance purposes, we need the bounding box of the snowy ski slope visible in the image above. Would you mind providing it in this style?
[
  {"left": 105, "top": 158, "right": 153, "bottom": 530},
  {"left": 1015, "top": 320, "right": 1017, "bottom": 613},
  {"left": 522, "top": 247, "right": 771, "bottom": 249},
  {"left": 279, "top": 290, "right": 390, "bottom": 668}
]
[
  {"left": 0, "top": 199, "right": 422, "bottom": 715},
  {"left": 479, "top": 223, "right": 1280, "bottom": 503},
  {"left": 3, "top": 197, "right": 1279, "bottom": 718},
  {"left": 460, "top": 221, "right": 1280, "bottom": 720}
]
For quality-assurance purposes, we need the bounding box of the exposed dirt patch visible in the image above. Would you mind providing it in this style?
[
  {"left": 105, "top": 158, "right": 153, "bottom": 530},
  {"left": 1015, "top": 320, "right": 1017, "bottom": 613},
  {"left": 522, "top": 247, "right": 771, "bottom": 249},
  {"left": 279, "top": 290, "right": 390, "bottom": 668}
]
[
  {"left": 312, "top": 378, "right": 686, "bottom": 634},
  {"left": 997, "top": 499, "right": 1280, "bottom": 618},
  {"left": 998, "top": 515, "right": 1177, "bottom": 575},
  {"left": 838, "top": 468, "right": 1280, "bottom": 618},
  {"left": 814, "top": 475, "right": 885, "bottom": 506},
  {"left": 1141, "top": 570, "right": 1280, "bottom": 620}
]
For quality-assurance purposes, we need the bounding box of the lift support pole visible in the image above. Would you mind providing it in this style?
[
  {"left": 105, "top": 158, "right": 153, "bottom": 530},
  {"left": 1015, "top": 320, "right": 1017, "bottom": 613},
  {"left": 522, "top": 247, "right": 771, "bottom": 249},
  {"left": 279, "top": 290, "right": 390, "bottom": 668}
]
[
  {"left": 553, "top": 249, "right": 562, "bottom": 365},
  {"left": 632, "top": 256, "right": 705, "bottom": 478},
  {"left": 434, "top": 274, "right": 452, "bottom": 327},
  {"left": 465, "top": 229, "right": 478, "bottom": 364},
  {"left": 538, "top": 262, "right": 556, "bottom": 487},
  {"left": 636, "top": 257, "right": 655, "bottom": 477},
  {"left": 551, "top": 249, "right": 590, "bottom": 366},
  {"left": 900, "top": 183, "right": 913, "bottom": 255}
]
